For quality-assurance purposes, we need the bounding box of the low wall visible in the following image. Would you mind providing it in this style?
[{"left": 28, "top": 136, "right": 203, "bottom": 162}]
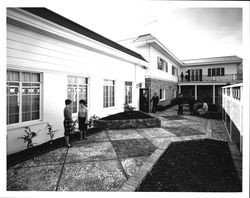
[{"left": 94, "top": 118, "right": 161, "bottom": 130}]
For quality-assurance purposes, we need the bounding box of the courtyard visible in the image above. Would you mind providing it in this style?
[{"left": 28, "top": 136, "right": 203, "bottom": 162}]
[{"left": 7, "top": 105, "right": 242, "bottom": 191}]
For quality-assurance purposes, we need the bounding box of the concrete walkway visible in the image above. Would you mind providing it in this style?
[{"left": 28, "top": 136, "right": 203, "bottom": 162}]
[{"left": 7, "top": 105, "right": 239, "bottom": 191}]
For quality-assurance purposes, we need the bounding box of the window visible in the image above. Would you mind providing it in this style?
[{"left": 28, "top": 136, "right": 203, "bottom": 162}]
[
  {"left": 172, "top": 66, "right": 177, "bottom": 76},
  {"left": 208, "top": 68, "right": 225, "bottom": 76},
  {"left": 157, "top": 57, "right": 168, "bottom": 72},
  {"left": 159, "top": 89, "right": 165, "bottom": 100},
  {"left": 157, "top": 57, "right": 163, "bottom": 70},
  {"left": 125, "top": 81, "right": 132, "bottom": 104},
  {"left": 67, "top": 76, "right": 88, "bottom": 114},
  {"left": 103, "top": 80, "right": 115, "bottom": 108},
  {"left": 7, "top": 70, "right": 41, "bottom": 125}
]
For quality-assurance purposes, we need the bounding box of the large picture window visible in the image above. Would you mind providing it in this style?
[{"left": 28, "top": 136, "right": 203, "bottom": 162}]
[
  {"left": 103, "top": 80, "right": 115, "bottom": 108},
  {"left": 125, "top": 81, "right": 132, "bottom": 104},
  {"left": 7, "top": 70, "right": 41, "bottom": 125},
  {"left": 67, "top": 76, "right": 88, "bottom": 114}
]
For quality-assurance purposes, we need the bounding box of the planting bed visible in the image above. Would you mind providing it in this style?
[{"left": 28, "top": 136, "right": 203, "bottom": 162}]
[
  {"left": 94, "top": 111, "right": 161, "bottom": 129},
  {"left": 7, "top": 128, "right": 104, "bottom": 168},
  {"left": 136, "top": 139, "right": 241, "bottom": 192}
]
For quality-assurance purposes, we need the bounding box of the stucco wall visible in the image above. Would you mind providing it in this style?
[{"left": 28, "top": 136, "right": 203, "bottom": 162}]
[{"left": 146, "top": 47, "right": 179, "bottom": 83}]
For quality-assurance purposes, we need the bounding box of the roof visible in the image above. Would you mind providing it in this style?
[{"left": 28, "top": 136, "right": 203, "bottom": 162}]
[
  {"left": 182, "top": 56, "right": 242, "bottom": 66},
  {"left": 20, "top": 8, "right": 146, "bottom": 62},
  {"left": 133, "top": 34, "right": 183, "bottom": 67}
]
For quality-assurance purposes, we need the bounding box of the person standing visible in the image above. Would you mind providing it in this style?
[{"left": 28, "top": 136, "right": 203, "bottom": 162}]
[
  {"left": 141, "top": 93, "right": 148, "bottom": 112},
  {"left": 78, "top": 99, "right": 88, "bottom": 140},
  {"left": 177, "top": 94, "right": 184, "bottom": 115},
  {"left": 63, "top": 99, "right": 74, "bottom": 147},
  {"left": 150, "top": 92, "right": 159, "bottom": 113},
  {"left": 181, "top": 72, "right": 184, "bottom": 82},
  {"left": 189, "top": 96, "right": 195, "bottom": 115}
]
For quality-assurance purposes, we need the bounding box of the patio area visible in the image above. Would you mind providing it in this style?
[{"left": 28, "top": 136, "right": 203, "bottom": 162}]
[{"left": 7, "top": 105, "right": 241, "bottom": 191}]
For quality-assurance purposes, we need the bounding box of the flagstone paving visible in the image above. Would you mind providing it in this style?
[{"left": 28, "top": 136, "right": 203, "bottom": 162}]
[{"left": 7, "top": 105, "right": 238, "bottom": 191}]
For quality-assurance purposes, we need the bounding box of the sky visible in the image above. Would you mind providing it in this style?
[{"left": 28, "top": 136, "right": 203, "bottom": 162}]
[{"left": 47, "top": 1, "right": 243, "bottom": 60}]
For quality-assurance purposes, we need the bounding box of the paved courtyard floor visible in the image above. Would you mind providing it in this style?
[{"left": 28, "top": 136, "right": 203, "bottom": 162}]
[{"left": 7, "top": 105, "right": 238, "bottom": 191}]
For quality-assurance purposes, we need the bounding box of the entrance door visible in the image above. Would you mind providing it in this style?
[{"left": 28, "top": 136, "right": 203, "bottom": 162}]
[{"left": 139, "top": 88, "right": 149, "bottom": 113}]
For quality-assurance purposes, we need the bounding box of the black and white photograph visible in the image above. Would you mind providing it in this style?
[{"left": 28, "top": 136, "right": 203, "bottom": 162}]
[{"left": 1, "top": 0, "right": 249, "bottom": 197}]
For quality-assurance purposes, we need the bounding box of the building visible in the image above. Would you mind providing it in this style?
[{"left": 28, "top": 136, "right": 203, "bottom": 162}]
[
  {"left": 119, "top": 34, "right": 182, "bottom": 112},
  {"left": 120, "top": 35, "right": 243, "bottom": 109},
  {"left": 7, "top": 8, "right": 243, "bottom": 155},
  {"left": 222, "top": 83, "right": 243, "bottom": 152},
  {"left": 7, "top": 8, "right": 148, "bottom": 155},
  {"left": 178, "top": 56, "right": 243, "bottom": 104}
]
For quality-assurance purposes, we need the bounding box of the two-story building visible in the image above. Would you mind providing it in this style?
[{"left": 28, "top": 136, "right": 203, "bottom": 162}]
[
  {"left": 6, "top": 8, "right": 148, "bottom": 155},
  {"left": 119, "top": 34, "right": 183, "bottom": 112},
  {"left": 121, "top": 35, "right": 243, "bottom": 108},
  {"left": 178, "top": 56, "right": 243, "bottom": 104}
]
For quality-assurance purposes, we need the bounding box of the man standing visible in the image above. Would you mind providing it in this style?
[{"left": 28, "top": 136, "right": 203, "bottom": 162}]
[
  {"left": 150, "top": 92, "right": 159, "bottom": 113},
  {"left": 177, "top": 93, "right": 184, "bottom": 115}
]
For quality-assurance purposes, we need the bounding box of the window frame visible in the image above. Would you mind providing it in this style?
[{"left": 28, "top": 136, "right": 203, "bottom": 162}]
[
  {"left": 159, "top": 89, "right": 165, "bottom": 101},
  {"left": 6, "top": 70, "right": 42, "bottom": 126},
  {"left": 103, "top": 79, "right": 115, "bottom": 108},
  {"left": 125, "top": 81, "right": 133, "bottom": 104},
  {"left": 67, "top": 75, "right": 89, "bottom": 115}
]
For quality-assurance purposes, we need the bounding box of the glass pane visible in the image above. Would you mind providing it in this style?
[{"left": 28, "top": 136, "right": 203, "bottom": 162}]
[
  {"left": 31, "top": 73, "right": 40, "bottom": 82},
  {"left": 32, "top": 95, "right": 40, "bottom": 111},
  {"left": 68, "top": 76, "right": 77, "bottom": 84},
  {"left": 78, "top": 77, "right": 88, "bottom": 84},
  {"left": 22, "top": 112, "right": 31, "bottom": 122},
  {"left": 7, "top": 71, "right": 20, "bottom": 81},
  {"left": 31, "top": 111, "right": 39, "bottom": 120},
  {"left": 21, "top": 72, "right": 31, "bottom": 82},
  {"left": 8, "top": 114, "right": 19, "bottom": 124},
  {"left": 22, "top": 95, "right": 31, "bottom": 113}
]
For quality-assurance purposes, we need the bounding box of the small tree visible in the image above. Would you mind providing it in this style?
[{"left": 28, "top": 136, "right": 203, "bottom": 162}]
[
  {"left": 46, "top": 122, "right": 59, "bottom": 144},
  {"left": 88, "top": 115, "right": 100, "bottom": 128},
  {"left": 18, "top": 126, "right": 40, "bottom": 149}
]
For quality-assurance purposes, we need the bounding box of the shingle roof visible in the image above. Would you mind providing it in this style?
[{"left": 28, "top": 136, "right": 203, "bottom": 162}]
[
  {"left": 20, "top": 8, "right": 147, "bottom": 62},
  {"left": 182, "top": 56, "right": 242, "bottom": 66}
]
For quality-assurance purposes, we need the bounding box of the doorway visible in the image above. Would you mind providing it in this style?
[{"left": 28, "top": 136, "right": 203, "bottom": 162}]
[{"left": 139, "top": 88, "right": 149, "bottom": 113}]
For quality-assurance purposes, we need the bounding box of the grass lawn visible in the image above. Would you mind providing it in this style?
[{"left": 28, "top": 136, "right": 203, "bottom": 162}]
[{"left": 136, "top": 139, "right": 241, "bottom": 192}]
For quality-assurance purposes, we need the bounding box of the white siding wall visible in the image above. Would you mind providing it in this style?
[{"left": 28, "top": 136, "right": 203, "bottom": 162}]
[
  {"left": 147, "top": 46, "right": 179, "bottom": 82},
  {"left": 7, "top": 23, "right": 145, "bottom": 154}
]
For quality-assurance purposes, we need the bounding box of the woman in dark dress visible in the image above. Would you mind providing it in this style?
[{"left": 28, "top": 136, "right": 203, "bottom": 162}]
[{"left": 63, "top": 99, "right": 74, "bottom": 147}]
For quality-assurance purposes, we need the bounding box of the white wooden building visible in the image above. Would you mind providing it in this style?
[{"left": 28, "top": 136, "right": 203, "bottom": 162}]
[{"left": 7, "top": 8, "right": 148, "bottom": 155}]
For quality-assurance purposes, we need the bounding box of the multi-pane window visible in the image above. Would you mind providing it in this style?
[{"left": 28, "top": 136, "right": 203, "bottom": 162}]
[
  {"left": 208, "top": 68, "right": 225, "bottom": 76},
  {"left": 7, "top": 70, "right": 41, "bottom": 125},
  {"left": 103, "top": 80, "right": 115, "bottom": 108},
  {"left": 125, "top": 81, "right": 132, "bottom": 104},
  {"left": 159, "top": 89, "right": 165, "bottom": 100},
  {"left": 157, "top": 57, "right": 168, "bottom": 72},
  {"left": 67, "top": 76, "right": 88, "bottom": 114}
]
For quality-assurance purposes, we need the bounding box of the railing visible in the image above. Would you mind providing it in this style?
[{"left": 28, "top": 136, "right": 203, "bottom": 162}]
[
  {"left": 178, "top": 74, "right": 242, "bottom": 83},
  {"left": 222, "top": 83, "right": 243, "bottom": 152}
]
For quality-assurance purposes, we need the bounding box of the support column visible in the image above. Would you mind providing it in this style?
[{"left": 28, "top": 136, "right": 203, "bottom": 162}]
[
  {"left": 179, "top": 85, "right": 181, "bottom": 94},
  {"left": 195, "top": 85, "right": 197, "bottom": 100},
  {"left": 213, "top": 84, "right": 215, "bottom": 103}
]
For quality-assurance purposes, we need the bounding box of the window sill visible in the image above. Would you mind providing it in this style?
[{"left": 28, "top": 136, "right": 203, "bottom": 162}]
[{"left": 7, "top": 120, "right": 47, "bottom": 131}]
